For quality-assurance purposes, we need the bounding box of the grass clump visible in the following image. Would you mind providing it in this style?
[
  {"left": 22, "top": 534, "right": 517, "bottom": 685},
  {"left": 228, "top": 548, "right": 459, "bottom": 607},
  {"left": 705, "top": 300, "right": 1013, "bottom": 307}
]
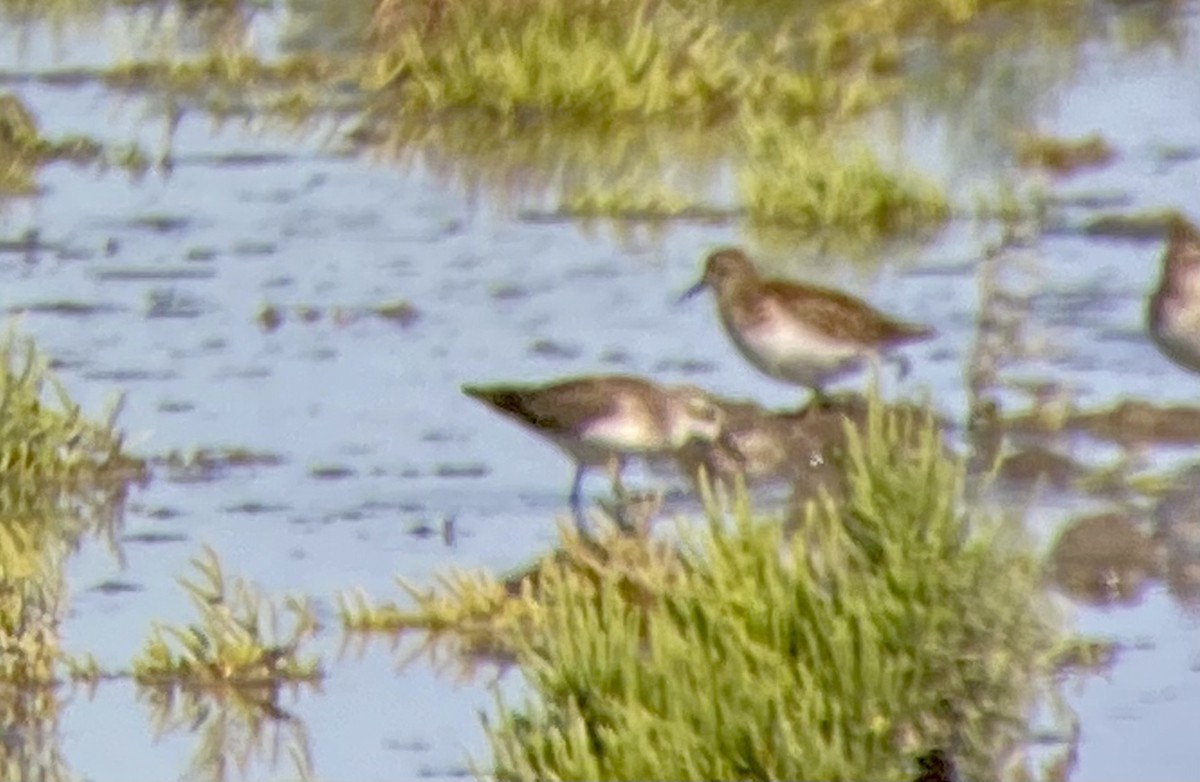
[
  {"left": 392, "top": 398, "right": 1066, "bottom": 780},
  {"left": 339, "top": 530, "right": 681, "bottom": 664},
  {"left": 559, "top": 177, "right": 707, "bottom": 220},
  {"left": 1, "top": 93, "right": 48, "bottom": 194},
  {"left": 363, "top": 0, "right": 839, "bottom": 123},
  {"left": 804, "top": 0, "right": 1083, "bottom": 74},
  {"left": 1016, "top": 132, "right": 1115, "bottom": 175},
  {"left": 0, "top": 326, "right": 138, "bottom": 682},
  {"left": 738, "top": 120, "right": 950, "bottom": 239},
  {"left": 1, "top": 93, "right": 150, "bottom": 194},
  {"left": 132, "top": 547, "right": 321, "bottom": 686}
]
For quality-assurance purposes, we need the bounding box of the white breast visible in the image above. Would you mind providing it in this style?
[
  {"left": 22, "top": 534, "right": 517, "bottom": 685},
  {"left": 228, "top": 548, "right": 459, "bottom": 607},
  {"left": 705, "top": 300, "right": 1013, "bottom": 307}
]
[
  {"left": 574, "top": 397, "right": 662, "bottom": 457},
  {"left": 731, "top": 304, "right": 865, "bottom": 387}
]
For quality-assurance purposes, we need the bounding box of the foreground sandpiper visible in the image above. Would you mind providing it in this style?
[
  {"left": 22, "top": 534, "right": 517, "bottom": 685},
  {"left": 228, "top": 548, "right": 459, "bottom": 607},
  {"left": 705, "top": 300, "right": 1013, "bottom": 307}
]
[
  {"left": 1148, "top": 214, "right": 1200, "bottom": 374},
  {"left": 462, "top": 374, "right": 726, "bottom": 531},
  {"left": 678, "top": 247, "right": 935, "bottom": 404}
]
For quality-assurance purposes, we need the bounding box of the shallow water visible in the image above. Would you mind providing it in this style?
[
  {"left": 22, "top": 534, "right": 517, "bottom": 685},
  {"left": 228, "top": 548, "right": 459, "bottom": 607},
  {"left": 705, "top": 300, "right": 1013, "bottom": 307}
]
[{"left": 4, "top": 2, "right": 1200, "bottom": 779}]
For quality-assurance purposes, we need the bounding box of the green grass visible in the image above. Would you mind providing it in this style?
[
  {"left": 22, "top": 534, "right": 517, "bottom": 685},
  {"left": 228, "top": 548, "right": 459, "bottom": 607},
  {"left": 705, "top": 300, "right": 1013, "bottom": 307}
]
[
  {"left": 6, "top": 0, "right": 1165, "bottom": 242},
  {"left": 1016, "top": 132, "right": 1115, "bottom": 174},
  {"left": 364, "top": 397, "right": 1068, "bottom": 780},
  {"left": 1, "top": 93, "right": 44, "bottom": 193},
  {"left": 0, "top": 325, "right": 140, "bottom": 683},
  {"left": 0, "top": 324, "right": 139, "bottom": 777},
  {"left": 352, "top": 0, "right": 982, "bottom": 240},
  {"left": 132, "top": 547, "right": 322, "bottom": 685},
  {"left": 1, "top": 92, "right": 150, "bottom": 195},
  {"left": 737, "top": 119, "right": 950, "bottom": 239},
  {"left": 363, "top": 0, "right": 836, "bottom": 122}
]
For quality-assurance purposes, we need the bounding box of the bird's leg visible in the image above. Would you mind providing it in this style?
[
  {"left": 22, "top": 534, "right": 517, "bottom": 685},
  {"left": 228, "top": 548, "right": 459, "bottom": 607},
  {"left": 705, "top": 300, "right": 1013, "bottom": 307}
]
[
  {"left": 569, "top": 464, "right": 590, "bottom": 537},
  {"left": 607, "top": 455, "right": 629, "bottom": 500},
  {"left": 888, "top": 352, "right": 913, "bottom": 382},
  {"left": 607, "top": 455, "right": 640, "bottom": 535}
]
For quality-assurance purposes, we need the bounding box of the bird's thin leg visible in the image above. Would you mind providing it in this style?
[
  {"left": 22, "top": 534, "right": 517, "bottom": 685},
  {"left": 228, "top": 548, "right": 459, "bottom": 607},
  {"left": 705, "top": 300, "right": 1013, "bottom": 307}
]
[
  {"left": 888, "top": 352, "right": 913, "bottom": 382},
  {"left": 569, "top": 464, "right": 589, "bottom": 536},
  {"left": 608, "top": 455, "right": 628, "bottom": 499},
  {"left": 606, "top": 455, "right": 642, "bottom": 535}
]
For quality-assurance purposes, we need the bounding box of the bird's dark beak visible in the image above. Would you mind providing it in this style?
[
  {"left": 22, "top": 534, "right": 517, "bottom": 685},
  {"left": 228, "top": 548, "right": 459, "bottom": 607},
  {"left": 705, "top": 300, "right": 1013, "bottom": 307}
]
[{"left": 676, "top": 278, "right": 707, "bottom": 305}]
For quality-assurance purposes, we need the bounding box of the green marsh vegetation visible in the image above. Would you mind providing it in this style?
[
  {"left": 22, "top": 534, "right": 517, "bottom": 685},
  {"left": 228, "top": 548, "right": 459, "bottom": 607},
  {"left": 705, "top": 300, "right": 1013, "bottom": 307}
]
[
  {"left": 0, "top": 326, "right": 138, "bottom": 780},
  {"left": 7, "top": 0, "right": 1173, "bottom": 248},
  {"left": 0, "top": 92, "right": 153, "bottom": 195},
  {"left": 344, "top": 398, "right": 1077, "bottom": 780},
  {"left": 0, "top": 93, "right": 105, "bottom": 195},
  {"left": 130, "top": 546, "right": 321, "bottom": 685},
  {"left": 128, "top": 550, "right": 320, "bottom": 782},
  {"left": 0, "top": 325, "right": 316, "bottom": 779},
  {"left": 0, "top": 326, "right": 139, "bottom": 683},
  {"left": 348, "top": 0, "right": 1139, "bottom": 244}
]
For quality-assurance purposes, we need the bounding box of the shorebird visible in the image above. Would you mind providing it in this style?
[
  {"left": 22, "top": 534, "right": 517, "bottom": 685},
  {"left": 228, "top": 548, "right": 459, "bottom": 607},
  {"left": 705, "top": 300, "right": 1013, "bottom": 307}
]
[
  {"left": 678, "top": 247, "right": 934, "bottom": 405},
  {"left": 462, "top": 374, "right": 726, "bottom": 532},
  {"left": 1148, "top": 214, "right": 1200, "bottom": 375}
]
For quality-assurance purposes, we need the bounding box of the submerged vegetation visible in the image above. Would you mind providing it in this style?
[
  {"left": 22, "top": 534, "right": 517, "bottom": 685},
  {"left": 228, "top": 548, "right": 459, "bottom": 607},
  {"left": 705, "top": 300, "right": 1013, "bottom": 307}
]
[
  {"left": 350, "top": 400, "right": 1071, "bottom": 780},
  {"left": 131, "top": 547, "right": 321, "bottom": 685}
]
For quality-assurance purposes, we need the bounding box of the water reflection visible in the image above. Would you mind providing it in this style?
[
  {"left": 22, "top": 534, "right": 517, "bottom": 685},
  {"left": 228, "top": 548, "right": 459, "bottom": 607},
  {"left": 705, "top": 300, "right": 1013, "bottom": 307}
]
[
  {"left": 1049, "top": 513, "right": 1159, "bottom": 607},
  {"left": 138, "top": 682, "right": 315, "bottom": 782},
  {"left": 352, "top": 109, "right": 729, "bottom": 221},
  {"left": 0, "top": 686, "right": 69, "bottom": 782},
  {"left": 1047, "top": 459, "right": 1200, "bottom": 612}
]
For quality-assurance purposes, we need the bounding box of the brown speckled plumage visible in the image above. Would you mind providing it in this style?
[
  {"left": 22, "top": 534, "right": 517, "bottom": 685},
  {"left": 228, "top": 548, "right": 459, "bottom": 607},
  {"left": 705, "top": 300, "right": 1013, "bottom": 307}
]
[
  {"left": 463, "top": 375, "right": 725, "bottom": 530},
  {"left": 680, "top": 247, "right": 934, "bottom": 398}
]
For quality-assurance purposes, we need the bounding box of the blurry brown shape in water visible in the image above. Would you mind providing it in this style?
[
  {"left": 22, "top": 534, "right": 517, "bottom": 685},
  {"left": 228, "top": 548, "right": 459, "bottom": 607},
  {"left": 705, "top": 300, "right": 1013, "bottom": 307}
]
[
  {"left": 1048, "top": 513, "right": 1161, "bottom": 607},
  {"left": 673, "top": 391, "right": 945, "bottom": 521},
  {"left": 1007, "top": 399, "right": 1200, "bottom": 446},
  {"left": 994, "top": 446, "right": 1085, "bottom": 493},
  {"left": 1148, "top": 212, "right": 1200, "bottom": 375}
]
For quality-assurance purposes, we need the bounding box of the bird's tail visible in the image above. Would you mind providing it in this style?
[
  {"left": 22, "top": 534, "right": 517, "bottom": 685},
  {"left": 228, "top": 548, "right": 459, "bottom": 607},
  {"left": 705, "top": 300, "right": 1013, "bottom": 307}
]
[{"left": 892, "top": 321, "right": 936, "bottom": 345}]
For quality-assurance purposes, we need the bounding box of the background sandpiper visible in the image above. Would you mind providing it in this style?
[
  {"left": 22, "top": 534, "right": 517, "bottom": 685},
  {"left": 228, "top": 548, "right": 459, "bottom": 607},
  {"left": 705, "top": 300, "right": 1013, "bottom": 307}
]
[
  {"left": 1148, "top": 214, "right": 1200, "bottom": 375},
  {"left": 462, "top": 374, "right": 726, "bottom": 531},
  {"left": 679, "top": 247, "right": 935, "bottom": 405}
]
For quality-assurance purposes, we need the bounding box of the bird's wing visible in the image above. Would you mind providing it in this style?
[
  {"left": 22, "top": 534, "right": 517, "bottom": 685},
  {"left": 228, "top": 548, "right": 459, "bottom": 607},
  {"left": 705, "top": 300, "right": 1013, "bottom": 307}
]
[
  {"left": 763, "top": 280, "right": 934, "bottom": 345},
  {"left": 463, "top": 376, "right": 644, "bottom": 437}
]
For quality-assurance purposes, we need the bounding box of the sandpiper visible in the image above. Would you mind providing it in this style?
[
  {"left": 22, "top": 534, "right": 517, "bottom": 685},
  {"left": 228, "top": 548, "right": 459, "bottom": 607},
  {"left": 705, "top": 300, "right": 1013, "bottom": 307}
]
[
  {"left": 678, "top": 247, "right": 934, "bottom": 404},
  {"left": 1148, "top": 214, "right": 1200, "bottom": 375},
  {"left": 462, "top": 374, "right": 726, "bottom": 531}
]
